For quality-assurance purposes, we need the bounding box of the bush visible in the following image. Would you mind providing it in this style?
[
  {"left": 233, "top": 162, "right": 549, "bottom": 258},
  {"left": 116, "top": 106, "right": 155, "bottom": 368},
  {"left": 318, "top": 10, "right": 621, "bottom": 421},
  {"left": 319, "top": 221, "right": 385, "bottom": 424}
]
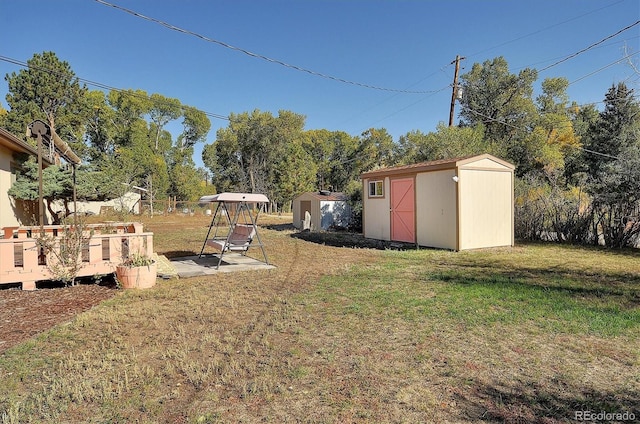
[{"left": 515, "top": 176, "right": 593, "bottom": 244}]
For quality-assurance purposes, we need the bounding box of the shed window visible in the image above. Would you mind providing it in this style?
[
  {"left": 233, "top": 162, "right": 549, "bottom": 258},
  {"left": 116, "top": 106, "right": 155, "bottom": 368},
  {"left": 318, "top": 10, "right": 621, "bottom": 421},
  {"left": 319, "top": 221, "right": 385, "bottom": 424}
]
[{"left": 368, "top": 180, "right": 384, "bottom": 197}]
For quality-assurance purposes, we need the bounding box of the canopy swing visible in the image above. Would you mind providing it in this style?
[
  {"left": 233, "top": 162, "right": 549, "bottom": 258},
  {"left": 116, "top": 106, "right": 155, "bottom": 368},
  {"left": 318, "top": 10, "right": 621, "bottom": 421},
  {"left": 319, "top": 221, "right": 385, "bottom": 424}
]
[{"left": 198, "top": 193, "right": 269, "bottom": 270}]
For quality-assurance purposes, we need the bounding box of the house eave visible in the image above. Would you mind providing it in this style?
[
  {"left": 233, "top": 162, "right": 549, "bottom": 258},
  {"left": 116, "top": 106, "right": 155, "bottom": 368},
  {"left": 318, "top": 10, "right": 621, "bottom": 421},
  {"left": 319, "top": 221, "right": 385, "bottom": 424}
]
[{"left": 0, "top": 127, "right": 54, "bottom": 165}]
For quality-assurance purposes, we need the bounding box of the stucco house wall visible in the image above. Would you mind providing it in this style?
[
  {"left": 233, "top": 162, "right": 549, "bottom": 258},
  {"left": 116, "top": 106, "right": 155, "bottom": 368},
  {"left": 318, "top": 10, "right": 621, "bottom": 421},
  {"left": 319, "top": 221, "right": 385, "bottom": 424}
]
[
  {"left": 52, "top": 191, "right": 142, "bottom": 216},
  {"left": 0, "top": 128, "right": 54, "bottom": 228}
]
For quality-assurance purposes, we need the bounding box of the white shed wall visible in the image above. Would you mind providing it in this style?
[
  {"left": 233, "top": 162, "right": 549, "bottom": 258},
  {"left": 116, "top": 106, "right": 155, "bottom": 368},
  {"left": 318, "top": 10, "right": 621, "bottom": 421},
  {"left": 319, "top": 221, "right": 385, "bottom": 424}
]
[
  {"left": 52, "top": 191, "right": 142, "bottom": 216},
  {"left": 363, "top": 178, "right": 391, "bottom": 241},
  {"left": 416, "top": 169, "right": 457, "bottom": 250},
  {"left": 293, "top": 194, "right": 320, "bottom": 229},
  {"left": 292, "top": 200, "right": 300, "bottom": 228},
  {"left": 466, "top": 157, "right": 507, "bottom": 170},
  {"left": 458, "top": 168, "right": 513, "bottom": 249}
]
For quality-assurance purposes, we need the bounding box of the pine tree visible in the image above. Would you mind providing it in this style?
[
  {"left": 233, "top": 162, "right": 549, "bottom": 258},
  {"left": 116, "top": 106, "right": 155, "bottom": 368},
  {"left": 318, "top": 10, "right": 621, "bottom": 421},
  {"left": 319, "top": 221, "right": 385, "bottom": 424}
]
[{"left": 584, "top": 83, "right": 640, "bottom": 247}]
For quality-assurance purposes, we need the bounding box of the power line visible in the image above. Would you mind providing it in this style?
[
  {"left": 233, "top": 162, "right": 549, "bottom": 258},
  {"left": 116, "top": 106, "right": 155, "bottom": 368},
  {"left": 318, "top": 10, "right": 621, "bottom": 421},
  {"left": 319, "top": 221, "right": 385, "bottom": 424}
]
[
  {"left": 461, "top": 49, "right": 639, "bottom": 103},
  {"left": 581, "top": 148, "right": 620, "bottom": 160},
  {"left": 458, "top": 104, "right": 624, "bottom": 160},
  {"left": 352, "top": 44, "right": 637, "bottom": 139},
  {"left": 93, "top": 0, "right": 438, "bottom": 95},
  {"left": 344, "top": 28, "right": 638, "bottom": 137},
  {"left": 356, "top": 86, "right": 450, "bottom": 133},
  {"left": 466, "top": 0, "right": 626, "bottom": 60},
  {"left": 512, "top": 35, "right": 639, "bottom": 74},
  {"left": 0, "top": 55, "right": 229, "bottom": 122},
  {"left": 335, "top": 62, "right": 455, "bottom": 131},
  {"left": 4, "top": 53, "right": 631, "bottom": 163},
  {"left": 538, "top": 20, "right": 640, "bottom": 73},
  {"left": 569, "top": 50, "right": 640, "bottom": 85}
]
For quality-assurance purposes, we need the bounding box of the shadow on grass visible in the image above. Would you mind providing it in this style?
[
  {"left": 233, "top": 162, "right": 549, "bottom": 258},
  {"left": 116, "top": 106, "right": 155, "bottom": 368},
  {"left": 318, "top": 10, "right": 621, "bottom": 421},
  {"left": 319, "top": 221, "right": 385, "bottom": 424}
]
[
  {"left": 521, "top": 239, "right": 640, "bottom": 259},
  {"left": 263, "top": 223, "right": 296, "bottom": 232},
  {"left": 34, "top": 274, "right": 118, "bottom": 290},
  {"left": 163, "top": 250, "right": 198, "bottom": 259},
  {"left": 456, "top": 378, "right": 639, "bottom": 423},
  {"left": 291, "top": 230, "right": 419, "bottom": 250},
  {"left": 430, "top": 270, "right": 640, "bottom": 303},
  {"left": 426, "top": 267, "right": 639, "bottom": 336}
]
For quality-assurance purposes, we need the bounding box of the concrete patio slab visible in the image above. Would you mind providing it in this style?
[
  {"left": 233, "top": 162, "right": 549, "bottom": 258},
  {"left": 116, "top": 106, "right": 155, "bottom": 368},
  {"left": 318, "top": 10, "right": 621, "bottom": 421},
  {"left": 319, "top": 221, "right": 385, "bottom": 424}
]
[{"left": 158, "top": 253, "right": 274, "bottom": 279}]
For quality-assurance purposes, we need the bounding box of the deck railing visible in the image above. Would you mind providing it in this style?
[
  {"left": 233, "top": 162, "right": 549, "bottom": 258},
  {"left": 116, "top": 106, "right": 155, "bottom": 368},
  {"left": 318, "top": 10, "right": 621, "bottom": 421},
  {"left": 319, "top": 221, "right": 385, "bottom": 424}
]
[{"left": 0, "top": 222, "right": 153, "bottom": 290}]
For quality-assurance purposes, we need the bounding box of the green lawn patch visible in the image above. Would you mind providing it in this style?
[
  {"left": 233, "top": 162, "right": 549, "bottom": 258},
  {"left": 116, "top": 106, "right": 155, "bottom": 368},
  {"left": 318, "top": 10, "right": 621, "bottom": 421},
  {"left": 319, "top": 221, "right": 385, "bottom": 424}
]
[{"left": 313, "top": 246, "right": 640, "bottom": 337}]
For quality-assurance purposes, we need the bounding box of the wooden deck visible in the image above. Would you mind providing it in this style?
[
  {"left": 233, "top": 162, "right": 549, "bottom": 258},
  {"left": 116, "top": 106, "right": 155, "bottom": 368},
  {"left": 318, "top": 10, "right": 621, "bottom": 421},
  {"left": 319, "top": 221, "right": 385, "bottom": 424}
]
[{"left": 0, "top": 222, "right": 153, "bottom": 290}]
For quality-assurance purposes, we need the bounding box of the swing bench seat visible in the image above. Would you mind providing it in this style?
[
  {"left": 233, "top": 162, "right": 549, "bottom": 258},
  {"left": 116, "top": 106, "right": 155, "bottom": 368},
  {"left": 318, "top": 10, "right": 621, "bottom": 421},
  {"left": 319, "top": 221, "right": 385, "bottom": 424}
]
[
  {"left": 198, "top": 193, "right": 270, "bottom": 269},
  {"left": 206, "top": 224, "right": 256, "bottom": 253}
]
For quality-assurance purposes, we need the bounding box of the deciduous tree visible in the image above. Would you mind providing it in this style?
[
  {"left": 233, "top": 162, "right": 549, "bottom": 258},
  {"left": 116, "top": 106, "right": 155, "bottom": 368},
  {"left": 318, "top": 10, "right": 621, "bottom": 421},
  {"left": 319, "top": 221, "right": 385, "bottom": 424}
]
[
  {"left": 395, "top": 124, "right": 491, "bottom": 165},
  {"left": 459, "top": 56, "right": 538, "bottom": 172},
  {"left": 149, "top": 93, "right": 181, "bottom": 150},
  {"left": 203, "top": 109, "right": 303, "bottom": 197},
  {"left": 178, "top": 106, "right": 211, "bottom": 150}
]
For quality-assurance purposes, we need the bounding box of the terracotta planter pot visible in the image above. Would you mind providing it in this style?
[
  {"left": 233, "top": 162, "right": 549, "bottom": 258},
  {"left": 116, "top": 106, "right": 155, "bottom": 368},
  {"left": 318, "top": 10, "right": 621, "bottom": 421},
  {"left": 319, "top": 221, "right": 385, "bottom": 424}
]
[{"left": 116, "top": 262, "right": 157, "bottom": 289}]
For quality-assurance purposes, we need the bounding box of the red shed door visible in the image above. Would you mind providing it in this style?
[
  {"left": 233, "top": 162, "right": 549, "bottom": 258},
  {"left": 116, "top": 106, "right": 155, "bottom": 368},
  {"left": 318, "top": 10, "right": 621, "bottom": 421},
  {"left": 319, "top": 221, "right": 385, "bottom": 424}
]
[{"left": 390, "top": 178, "right": 415, "bottom": 243}]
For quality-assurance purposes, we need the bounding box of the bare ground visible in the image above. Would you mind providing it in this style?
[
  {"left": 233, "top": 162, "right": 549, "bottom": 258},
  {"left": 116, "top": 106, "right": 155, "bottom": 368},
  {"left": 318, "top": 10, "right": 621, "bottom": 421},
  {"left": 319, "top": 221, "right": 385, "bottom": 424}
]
[{"left": 0, "top": 280, "right": 118, "bottom": 354}]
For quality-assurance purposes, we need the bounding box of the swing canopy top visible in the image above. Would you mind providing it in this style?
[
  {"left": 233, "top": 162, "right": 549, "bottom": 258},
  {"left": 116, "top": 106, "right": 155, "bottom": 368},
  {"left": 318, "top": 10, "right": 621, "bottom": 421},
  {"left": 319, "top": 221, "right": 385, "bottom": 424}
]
[{"left": 199, "top": 192, "right": 269, "bottom": 204}]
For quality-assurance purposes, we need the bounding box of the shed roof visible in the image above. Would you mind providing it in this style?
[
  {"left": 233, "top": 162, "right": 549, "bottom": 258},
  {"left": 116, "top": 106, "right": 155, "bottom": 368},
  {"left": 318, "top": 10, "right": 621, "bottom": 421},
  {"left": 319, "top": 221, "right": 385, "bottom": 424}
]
[
  {"left": 361, "top": 153, "right": 514, "bottom": 179},
  {"left": 295, "top": 191, "right": 347, "bottom": 201}
]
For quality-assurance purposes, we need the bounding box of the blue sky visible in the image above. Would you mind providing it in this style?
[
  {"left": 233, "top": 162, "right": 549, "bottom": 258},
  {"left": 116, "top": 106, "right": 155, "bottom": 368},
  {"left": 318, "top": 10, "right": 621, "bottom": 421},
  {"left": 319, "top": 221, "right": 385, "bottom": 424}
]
[{"left": 1, "top": 0, "right": 639, "bottom": 168}]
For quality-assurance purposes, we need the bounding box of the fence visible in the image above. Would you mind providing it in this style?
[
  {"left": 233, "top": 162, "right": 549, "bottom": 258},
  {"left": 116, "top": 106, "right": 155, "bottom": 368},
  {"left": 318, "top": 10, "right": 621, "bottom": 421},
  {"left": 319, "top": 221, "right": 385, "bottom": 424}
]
[{"left": 139, "top": 199, "right": 269, "bottom": 217}]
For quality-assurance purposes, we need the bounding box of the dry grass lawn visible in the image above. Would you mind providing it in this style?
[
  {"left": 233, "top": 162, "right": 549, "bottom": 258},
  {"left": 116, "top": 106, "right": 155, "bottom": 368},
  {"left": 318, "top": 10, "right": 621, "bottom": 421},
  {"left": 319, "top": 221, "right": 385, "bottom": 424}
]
[{"left": 1, "top": 213, "right": 638, "bottom": 423}]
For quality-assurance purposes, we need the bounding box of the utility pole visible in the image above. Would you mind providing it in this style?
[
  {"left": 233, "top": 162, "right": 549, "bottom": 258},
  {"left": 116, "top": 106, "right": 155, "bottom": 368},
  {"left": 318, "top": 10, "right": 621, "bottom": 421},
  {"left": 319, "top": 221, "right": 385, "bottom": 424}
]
[{"left": 449, "top": 55, "right": 465, "bottom": 127}]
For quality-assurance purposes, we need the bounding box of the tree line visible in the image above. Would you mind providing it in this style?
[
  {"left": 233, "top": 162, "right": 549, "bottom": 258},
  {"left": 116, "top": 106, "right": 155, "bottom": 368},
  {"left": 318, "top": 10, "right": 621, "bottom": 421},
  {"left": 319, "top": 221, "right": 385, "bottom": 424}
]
[{"left": 2, "top": 52, "right": 639, "bottom": 247}]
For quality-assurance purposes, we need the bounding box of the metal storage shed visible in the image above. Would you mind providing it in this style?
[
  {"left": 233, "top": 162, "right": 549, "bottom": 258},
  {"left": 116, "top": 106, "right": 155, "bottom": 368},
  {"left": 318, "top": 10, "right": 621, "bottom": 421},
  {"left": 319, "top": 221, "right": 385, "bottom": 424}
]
[
  {"left": 292, "top": 191, "right": 351, "bottom": 231},
  {"left": 361, "top": 154, "right": 514, "bottom": 250}
]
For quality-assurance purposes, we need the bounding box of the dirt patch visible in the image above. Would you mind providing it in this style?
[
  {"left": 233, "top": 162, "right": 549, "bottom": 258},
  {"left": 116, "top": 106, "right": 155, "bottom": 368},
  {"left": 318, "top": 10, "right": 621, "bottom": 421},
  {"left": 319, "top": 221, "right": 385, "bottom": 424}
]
[{"left": 0, "top": 279, "right": 118, "bottom": 354}]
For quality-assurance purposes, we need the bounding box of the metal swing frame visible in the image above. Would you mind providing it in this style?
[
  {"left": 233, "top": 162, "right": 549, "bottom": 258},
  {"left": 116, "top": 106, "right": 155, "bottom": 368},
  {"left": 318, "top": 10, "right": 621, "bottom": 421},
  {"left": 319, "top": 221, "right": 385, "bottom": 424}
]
[{"left": 198, "top": 193, "right": 269, "bottom": 270}]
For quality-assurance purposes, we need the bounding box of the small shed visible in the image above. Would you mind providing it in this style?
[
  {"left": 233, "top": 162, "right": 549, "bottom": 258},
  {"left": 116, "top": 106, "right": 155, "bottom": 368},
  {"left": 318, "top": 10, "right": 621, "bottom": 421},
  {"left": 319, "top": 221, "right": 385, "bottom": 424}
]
[
  {"left": 292, "top": 191, "right": 351, "bottom": 231},
  {"left": 361, "top": 154, "right": 514, "bottom": 250}
]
